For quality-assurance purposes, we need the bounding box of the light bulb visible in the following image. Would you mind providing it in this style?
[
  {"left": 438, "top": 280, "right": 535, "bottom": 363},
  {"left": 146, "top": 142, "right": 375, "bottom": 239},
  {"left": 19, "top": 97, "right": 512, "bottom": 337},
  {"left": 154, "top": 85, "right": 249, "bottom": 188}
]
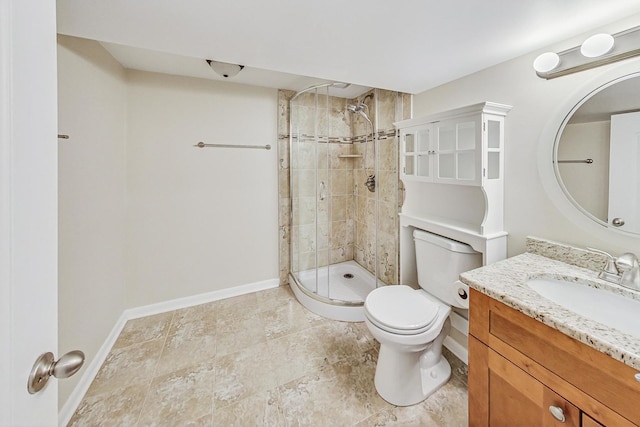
[
  {"left": 580, "top": 33, "right": 614, "bottom": 58},
  {"left": 533, "top": 52, "right": 560, "bottom": 73}
]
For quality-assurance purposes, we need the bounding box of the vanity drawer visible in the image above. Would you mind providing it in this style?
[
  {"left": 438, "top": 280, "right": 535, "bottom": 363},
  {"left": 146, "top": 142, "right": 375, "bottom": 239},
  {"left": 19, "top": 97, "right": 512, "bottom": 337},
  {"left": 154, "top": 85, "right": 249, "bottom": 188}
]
[{"left": 469, "top": 289, "right": 640, "bottom": 426}]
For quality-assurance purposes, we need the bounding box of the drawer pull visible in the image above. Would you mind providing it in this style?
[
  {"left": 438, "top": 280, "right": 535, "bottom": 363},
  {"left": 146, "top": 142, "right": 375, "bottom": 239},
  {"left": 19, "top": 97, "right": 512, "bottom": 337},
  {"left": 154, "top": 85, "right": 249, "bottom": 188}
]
[{"left": 549, "top": 406, "right": 566, "bottom": 422}]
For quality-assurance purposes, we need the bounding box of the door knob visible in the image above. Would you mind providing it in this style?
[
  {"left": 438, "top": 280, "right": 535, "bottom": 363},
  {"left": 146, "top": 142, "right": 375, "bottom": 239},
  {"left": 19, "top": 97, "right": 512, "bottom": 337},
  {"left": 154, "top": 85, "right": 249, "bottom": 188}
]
[{"left": 27, "top": 350, "right": 85, "bottom": 394}]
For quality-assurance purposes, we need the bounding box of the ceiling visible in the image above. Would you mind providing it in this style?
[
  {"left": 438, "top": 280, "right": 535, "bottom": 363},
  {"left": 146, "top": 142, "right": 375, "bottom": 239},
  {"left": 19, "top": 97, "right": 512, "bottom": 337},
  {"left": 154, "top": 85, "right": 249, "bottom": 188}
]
[{"left": 57, "top": 0, "right": 640, "bottom": 96}]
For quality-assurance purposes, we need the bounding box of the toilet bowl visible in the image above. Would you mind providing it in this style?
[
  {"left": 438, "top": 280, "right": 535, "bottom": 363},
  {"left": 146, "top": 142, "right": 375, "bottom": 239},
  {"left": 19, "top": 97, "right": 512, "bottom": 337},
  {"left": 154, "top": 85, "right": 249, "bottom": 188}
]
[{"left": 364, "top": 230, "right": 481, "bottom": 406}]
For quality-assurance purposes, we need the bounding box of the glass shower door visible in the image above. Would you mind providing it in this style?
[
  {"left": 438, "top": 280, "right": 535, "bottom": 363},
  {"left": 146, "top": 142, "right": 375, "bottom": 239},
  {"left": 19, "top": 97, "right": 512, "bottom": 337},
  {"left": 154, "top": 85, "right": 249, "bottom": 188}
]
[
  {"left": 290, "top": 86, "right": 331, "bottom": 299},
  {"left": 316, "top": 86, "right": 330, "bottom": 299}
]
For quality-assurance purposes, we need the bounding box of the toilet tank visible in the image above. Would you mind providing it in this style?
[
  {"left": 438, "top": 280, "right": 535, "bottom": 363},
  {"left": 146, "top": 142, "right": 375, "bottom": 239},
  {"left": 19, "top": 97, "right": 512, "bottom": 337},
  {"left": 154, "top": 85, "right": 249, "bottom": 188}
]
[{"left": 413, "top": 229, "right": 481, "bottom": 307}]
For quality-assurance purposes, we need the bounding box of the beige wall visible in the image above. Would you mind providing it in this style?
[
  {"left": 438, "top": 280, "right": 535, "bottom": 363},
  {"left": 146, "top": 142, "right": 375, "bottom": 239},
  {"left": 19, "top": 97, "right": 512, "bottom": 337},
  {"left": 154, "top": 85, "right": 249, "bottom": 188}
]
[
  {"left": 413, "top": 15, "right": 640, "bottom": 257},
  {"left": 58, "top": 37, "right": 280, "bottom": 407},
  {"left": 125, "top": 71, "right": 279, "bottom": 307},
  {"left": 57, "top": 35, "right": 128, "bottom": 406}
]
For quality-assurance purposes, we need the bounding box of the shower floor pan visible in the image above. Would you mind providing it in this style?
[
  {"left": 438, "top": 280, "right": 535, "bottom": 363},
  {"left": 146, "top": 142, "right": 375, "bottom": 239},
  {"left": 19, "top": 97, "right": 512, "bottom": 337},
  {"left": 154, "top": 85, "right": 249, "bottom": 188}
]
[{"left": 291, "top": 260, "right": 377, "bottom": 322}]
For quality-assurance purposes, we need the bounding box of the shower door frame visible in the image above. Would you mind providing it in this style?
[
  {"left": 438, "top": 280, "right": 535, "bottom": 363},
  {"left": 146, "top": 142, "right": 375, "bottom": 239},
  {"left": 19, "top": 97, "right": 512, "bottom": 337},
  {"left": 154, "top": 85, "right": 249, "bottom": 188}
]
[{"left": 288, "top": 84, "right": 367, "bottom": 307}]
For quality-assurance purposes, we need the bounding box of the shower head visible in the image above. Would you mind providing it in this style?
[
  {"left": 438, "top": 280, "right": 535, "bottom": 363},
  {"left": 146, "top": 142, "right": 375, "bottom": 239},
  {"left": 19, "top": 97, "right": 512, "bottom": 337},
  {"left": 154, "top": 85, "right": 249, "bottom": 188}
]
[
  {"left": 347, "top": 104, "right": 371, "bottom": 122},
  {"left": 358, "top": 109, "right": 371, "bottom": 122}
]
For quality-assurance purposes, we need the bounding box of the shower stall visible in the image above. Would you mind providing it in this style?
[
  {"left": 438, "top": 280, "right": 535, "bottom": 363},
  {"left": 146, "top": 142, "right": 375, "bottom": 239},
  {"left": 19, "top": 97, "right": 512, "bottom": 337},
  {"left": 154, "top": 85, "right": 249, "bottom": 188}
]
[{"left": 282, "top": 84, "right": 407, "bottom": 321}]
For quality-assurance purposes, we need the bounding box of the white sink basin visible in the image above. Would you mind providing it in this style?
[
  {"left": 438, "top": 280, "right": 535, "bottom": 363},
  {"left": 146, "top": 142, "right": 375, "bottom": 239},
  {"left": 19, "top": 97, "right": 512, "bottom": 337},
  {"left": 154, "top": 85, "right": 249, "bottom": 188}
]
[{"left": 527, "top": 277, "right": 640, "bottom": 339}]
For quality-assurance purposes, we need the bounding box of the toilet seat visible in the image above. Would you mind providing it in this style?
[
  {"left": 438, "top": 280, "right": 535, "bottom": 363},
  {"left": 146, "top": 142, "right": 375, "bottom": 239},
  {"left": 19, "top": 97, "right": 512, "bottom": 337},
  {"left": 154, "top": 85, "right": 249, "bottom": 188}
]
[{"left": 364, "top": 285, "right": 442, "bottom": 335}]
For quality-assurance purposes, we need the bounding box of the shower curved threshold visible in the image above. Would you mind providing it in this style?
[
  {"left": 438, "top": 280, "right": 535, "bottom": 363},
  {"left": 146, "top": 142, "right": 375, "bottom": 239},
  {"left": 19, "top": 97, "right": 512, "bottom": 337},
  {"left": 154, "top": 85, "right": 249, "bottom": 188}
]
[{"left": 289, "top": 260, "right": 378, "bottom": 322}]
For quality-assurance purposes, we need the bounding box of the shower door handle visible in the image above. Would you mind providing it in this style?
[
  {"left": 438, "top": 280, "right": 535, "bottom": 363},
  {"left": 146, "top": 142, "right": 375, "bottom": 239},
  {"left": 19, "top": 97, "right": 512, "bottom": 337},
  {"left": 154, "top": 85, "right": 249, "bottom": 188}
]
[{"left": 319, "top": 181, "right": 326, "bottom": 201}]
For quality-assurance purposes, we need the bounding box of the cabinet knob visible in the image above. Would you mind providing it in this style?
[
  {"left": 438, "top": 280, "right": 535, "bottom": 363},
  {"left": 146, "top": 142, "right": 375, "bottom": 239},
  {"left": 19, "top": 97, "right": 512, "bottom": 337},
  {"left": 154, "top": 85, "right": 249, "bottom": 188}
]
[
  {"left": 611, "top": 217, "right": 625, "bottom": 227},
  {"left": 548, "top": 405, "right": 566, "bottom": 422}
]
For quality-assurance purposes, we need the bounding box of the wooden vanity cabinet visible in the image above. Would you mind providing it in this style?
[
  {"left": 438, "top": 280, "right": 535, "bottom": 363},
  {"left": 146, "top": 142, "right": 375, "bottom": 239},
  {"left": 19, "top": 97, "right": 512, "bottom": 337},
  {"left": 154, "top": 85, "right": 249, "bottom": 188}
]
[{"left": 469, "top": 289, "right": 640, "bottom": 427}]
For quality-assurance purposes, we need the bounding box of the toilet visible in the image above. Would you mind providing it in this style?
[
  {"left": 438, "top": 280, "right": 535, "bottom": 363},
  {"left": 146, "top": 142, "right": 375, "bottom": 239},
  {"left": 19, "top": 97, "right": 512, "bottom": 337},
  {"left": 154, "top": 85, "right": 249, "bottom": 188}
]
[{"left": 364, "top": 229, "right": 481, "bottom": 406}]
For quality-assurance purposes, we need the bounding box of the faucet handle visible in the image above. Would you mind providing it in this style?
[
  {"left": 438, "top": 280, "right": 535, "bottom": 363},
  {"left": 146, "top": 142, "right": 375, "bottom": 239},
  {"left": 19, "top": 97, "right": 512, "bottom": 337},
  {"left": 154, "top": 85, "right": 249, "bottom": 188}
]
[
  {"left": 616, "top": 253, "right": 640, "bottom": 290},
  {"left": 587, "top": 247, "right": 619, "bottom": 275},
  {"left": 615, "top": 253, "right": 640, "bottom": 273}
]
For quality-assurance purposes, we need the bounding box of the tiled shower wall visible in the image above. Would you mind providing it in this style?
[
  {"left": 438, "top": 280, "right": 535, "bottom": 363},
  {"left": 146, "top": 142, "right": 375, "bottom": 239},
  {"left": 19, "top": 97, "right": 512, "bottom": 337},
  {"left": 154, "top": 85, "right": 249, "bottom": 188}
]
[{"left": 277, "top": 88, "right": 411, "bottom": 287}]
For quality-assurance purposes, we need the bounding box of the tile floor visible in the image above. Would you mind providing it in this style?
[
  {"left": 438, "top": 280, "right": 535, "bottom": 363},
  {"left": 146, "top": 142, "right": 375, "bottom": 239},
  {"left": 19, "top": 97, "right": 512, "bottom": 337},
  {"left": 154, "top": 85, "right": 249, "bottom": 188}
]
[{"left": 69, "top": 285, "right": 468, "bottom": 426}]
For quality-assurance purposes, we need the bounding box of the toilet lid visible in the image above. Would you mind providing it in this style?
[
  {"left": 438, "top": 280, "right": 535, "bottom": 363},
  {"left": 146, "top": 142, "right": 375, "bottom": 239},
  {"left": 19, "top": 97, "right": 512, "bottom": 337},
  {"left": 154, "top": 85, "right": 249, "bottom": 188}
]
[{"left": 365, "top": 285, "right": 439, "bottom": 334}]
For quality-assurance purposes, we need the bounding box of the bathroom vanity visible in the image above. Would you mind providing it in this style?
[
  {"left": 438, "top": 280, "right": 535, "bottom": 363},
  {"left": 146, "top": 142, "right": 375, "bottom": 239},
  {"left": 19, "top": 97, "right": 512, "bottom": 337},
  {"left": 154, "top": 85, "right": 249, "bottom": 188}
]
[{"left": 463, "top": 240, "right": 640, "bottom": 426}]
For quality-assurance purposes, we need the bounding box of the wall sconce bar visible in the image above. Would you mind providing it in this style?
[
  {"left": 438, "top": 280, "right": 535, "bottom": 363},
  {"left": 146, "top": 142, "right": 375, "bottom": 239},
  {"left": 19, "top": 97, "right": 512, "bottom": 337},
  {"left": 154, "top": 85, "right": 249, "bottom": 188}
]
[{"left": 535, "top": 25, "right": 640, "bottom": 79}]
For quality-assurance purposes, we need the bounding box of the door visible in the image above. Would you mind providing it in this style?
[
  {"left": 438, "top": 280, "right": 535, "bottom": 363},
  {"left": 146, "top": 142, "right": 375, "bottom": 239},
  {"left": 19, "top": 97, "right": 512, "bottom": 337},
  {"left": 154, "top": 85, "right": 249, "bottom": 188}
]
[
  {"left": 609, "top": 112, "right": 640, "bottom": 233},
  {"left": 1, "top": 0, "right": 58, "bottom": 425}
]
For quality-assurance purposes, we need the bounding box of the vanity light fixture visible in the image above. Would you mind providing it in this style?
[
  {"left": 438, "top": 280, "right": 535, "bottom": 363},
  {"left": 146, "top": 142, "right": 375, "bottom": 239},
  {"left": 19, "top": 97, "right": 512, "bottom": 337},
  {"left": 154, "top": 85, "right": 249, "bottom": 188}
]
[
  {"left": 534, "top": 25, "right": 640, "bottom": 79},
  {"left": 206, "top": 59, "right": 244, "bottom": 78}
]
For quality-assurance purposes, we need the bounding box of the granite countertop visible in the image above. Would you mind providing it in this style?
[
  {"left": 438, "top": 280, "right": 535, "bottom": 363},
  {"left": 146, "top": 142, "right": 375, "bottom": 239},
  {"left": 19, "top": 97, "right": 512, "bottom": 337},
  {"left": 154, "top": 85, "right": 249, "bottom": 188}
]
[{"left": 460, "top": 252, "right": 640, "bottom": 370}]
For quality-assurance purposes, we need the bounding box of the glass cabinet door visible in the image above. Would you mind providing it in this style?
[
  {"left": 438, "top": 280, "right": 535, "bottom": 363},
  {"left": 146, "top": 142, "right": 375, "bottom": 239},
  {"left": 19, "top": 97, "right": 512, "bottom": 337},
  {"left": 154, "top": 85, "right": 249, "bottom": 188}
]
[
  {"left": 416, "top": 127, "right": 432, "bottom": 179},
  {"left": 402, "top": 132, "right": 416, "bottom": 177},
  {"left": 434, "top": 116, "right": 481, "bottom": 184},
  {"left": 401, "top": 125, "right": 433, "bottom": 181},
  {"left": 486, "top": 119, "right": 502, "bottom": 180}
]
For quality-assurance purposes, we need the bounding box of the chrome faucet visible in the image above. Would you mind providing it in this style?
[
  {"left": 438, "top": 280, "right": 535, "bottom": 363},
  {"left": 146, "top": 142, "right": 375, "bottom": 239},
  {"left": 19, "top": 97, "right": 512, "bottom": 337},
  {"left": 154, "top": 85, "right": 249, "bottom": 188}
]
[{"left": 588, "top": 248, "right": 640, "bottom": 291}]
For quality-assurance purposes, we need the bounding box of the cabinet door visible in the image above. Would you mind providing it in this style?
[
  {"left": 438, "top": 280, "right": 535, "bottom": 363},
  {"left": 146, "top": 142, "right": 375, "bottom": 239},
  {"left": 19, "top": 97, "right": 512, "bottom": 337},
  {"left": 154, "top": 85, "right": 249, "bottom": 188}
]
[
  {"left": 582, "top": 413, "right": 604, "bottom": 427},
  {"left": 401, "top": 125, "right": 433, "bottom": 181},
  {"left": 434, "top": 115, "right": 482, "bottom": 185},
  {"left": 469, "top": 336, "right": 580, "bottom": 427},
  {"left": 484, "top": 117, "right": 504, "bottom": 181}
]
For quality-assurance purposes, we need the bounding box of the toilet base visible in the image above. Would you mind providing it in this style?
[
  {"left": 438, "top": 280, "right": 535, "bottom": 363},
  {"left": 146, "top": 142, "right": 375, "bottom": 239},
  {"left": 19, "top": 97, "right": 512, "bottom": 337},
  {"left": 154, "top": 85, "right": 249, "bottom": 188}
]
[
  {"left": 372, "top": 319, "right": 452, "bottom": 406},
  {"left": 374, "top": 352, "right": 451, "bottom": 407}
]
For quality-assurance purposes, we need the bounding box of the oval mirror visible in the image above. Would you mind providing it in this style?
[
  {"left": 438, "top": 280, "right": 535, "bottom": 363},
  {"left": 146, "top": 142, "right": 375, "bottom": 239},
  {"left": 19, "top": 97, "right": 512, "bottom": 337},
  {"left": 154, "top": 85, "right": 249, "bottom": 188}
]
[{"left": 554, "top": 71, "right": 640, "bottom": 235}]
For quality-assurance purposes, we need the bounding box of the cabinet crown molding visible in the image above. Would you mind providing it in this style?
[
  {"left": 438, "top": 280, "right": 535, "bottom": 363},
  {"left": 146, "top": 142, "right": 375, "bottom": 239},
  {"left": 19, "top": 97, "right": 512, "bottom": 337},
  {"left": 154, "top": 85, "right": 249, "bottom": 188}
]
[{"left": 394, "top": 101, "right": 512, "bottom": 129}]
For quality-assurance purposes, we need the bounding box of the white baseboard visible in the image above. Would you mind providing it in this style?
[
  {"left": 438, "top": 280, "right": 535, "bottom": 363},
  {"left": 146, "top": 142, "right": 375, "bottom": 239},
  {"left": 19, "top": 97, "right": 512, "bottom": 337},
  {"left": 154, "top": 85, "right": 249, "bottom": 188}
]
[
  {"left": 444, "top": 336, "right": 468, "bottom": 365},
  {"left": 449, "top": 311, "right": 469, "bottom": 335},
  {"left": 444, "top": 311, "right": 469, "bottom": 365},
  {"left": 124, "top": 278, "right": 279, "bottom": 320},
  {"left": 58, "top": 311, "right": 128, "bottom": 427},
  {"left": 58, "top": 278, "right": 279, "bottom": 426}
]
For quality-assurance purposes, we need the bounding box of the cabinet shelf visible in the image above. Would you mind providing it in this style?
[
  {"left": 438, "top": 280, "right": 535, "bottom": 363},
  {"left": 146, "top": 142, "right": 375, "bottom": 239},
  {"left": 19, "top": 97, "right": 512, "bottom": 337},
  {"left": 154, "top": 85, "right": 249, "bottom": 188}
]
[
  {"left": 399, "top": 213, "right": 507, "bottom": 263},
  {"left": 337, "top": 154, "right": 363, "bottom": 158}
]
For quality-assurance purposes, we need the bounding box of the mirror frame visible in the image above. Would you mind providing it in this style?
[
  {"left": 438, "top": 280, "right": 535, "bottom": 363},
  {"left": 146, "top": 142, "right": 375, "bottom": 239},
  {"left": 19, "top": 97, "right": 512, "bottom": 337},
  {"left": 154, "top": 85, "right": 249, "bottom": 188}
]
[{"left": 538, "top": 61, "right": 640, "bottom": 240}]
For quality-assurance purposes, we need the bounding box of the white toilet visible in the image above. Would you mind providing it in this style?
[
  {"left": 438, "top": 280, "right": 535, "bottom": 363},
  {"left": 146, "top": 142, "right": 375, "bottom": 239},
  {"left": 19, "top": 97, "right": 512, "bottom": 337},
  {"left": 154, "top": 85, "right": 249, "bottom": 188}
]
[{"left": 364, "top": 229, "right": 481, "bottom": 406}]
